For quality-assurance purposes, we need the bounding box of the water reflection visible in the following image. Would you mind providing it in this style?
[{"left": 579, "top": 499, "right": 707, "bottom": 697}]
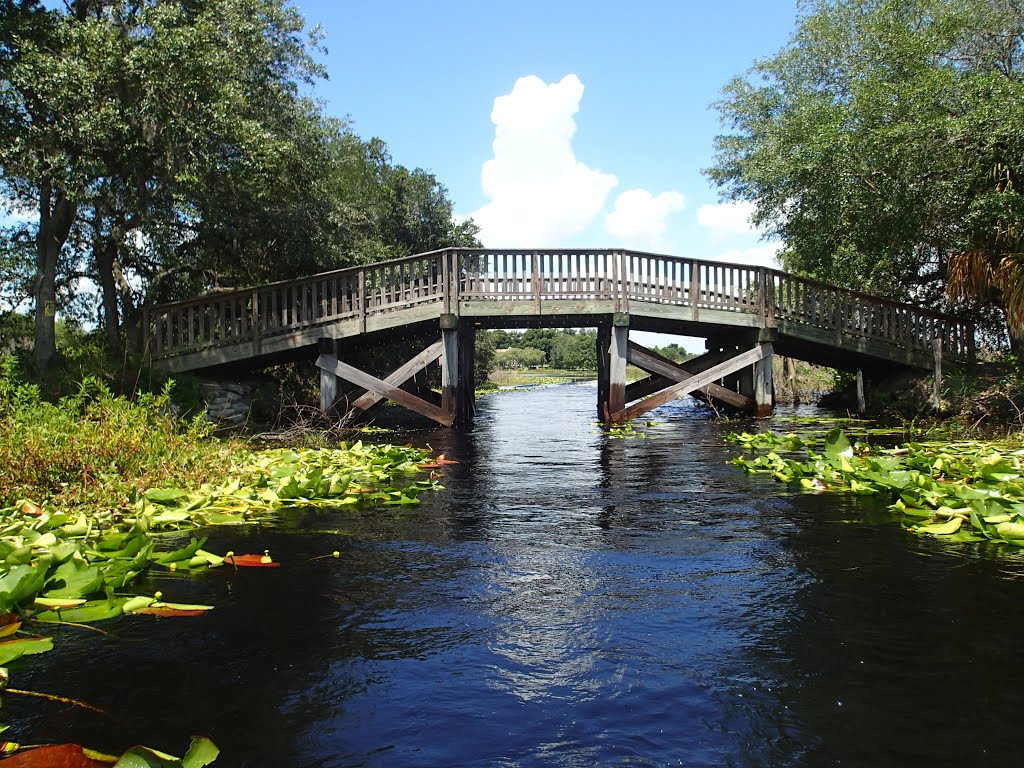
[{"left": 9, "top": 384, "right": 1024, "bottom": 766}]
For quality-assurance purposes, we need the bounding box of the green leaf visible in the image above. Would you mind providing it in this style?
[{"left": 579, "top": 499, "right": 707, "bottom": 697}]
[
  {"left": 151, "top": 537, "right": 207, "bottom": 565},
  {"left": 114, "top": 745, "right": 183, "bottom": 767},
  {"left": 144, "top": 488, "right": 190, "bottom": 505},
  {"left": 823, "top": 429, "right": 853, "bottom": 460},
  {"left": 0, "top": 562, "right": 49, "bottom": 613},
  {"left": 182, "top": 737, "right": 219, "bottom": 768},
  {"left": 920, "top": 517, "right": 963, "bottom": 535},
  {"left": 0, "top": 636, "right": 53, "bottom": 664},
  {"left": 996, "top": 521, "right": 1024, "bottom": 539},
  {"left": 34, "top": 597, "right": 127, "bottom": 623}
]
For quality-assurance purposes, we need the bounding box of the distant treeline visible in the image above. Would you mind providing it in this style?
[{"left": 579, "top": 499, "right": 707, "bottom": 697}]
[{"left": 483, "top": 329, "right": 693, "bottom": 371}]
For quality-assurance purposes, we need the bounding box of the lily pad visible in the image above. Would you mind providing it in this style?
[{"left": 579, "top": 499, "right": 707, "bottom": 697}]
[{"left": 0, "top": 636, "right": 53, "bottom": 664}]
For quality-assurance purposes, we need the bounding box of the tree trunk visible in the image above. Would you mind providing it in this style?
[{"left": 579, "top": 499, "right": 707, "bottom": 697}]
[
  {"left": 94, "top": 205, "right": 122, "bottom": 355},
  {"left": 33, "top": 181, "right": 76, "bottom": 369},
  {"left": 1009, "top": 328, "right": 1024, "bottom": 363}
]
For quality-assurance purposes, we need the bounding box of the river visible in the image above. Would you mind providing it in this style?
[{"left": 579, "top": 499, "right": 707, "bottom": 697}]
[{"left": 11, "top": 382, "right": 1024, "bottom": 766}]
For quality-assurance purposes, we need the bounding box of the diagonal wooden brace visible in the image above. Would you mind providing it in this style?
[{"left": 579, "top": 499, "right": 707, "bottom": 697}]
[
  {"left": 611, "top": 343, "right": 773, "bottom": 423},
  {"left": 626, "top": 342, "right": 754, "bottom": 411},
  {"left": 316, "top": 351, "right": 454, "bottom": 427},
  {"left": 349, "top": 339, "right": 444, "bottom": 412}
]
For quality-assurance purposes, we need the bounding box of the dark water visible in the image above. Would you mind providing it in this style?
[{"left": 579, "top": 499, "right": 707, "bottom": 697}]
[{"left": 11, "top": 384, "right": 1024, "bottom": 766}]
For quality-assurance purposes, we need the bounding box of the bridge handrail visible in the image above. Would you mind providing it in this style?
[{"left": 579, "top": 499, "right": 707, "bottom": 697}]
[{"left": 143, "top": 248, "right": 974, "bottom": 363}]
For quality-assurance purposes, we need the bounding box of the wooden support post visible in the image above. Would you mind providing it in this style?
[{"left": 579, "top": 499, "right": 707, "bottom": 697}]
[
  {"left": 737, "top": 363, "right": 755, "bottom": 400},
  {"left": 932, "top": 335, "right": 943, "bottom": 411},
  {"left": 441, "top": 324, "right": 458, "bottom": 417},
  {"left": 318, "top": 337, "right": 339, "bottom": 414},
  {"left": 856, "top": 368, "right": 866, "bottom": 416},
  {"left": 785, "top": 356, "right": 799, "bottom": 405},
  {"left": 608, "top": 315, "right": 629, "bottom": 421},
  {"left": 754, "top": 352, "right": 773, "bottom": 418},
  {"left": 596, "top": 323, "right": 611, "bottom": 421},
  {"left": 458, "top": 322, "right": 476, "bottom": 425}
]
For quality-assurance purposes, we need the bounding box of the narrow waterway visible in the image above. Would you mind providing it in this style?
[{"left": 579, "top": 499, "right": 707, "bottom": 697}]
[{"left": 11, "top": 383, "right": 1024, "bottom": 766}]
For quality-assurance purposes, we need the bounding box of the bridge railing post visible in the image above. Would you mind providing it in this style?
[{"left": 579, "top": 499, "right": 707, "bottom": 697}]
[
  {"left": 358, "top": 268, "right": 367, "bottom": 334},
  {"left": 756, "top": 267, "right": 767, "bottom": 326},
  {"left": 250, "top": 288, "right": 261, "bottom": 356},
  {"left": 618, "top": 250, "right": 630, "bottom": 314},
  {"left": 689, "top": 259, "right": 699, "bottom": 321},
  {"left": 532, "top": 250, "right": 541, "bottom": 312},
  {"left": 442, "top": 249, "right": 451, "bottom": 315},
  {"left": 141, "top": 307, "right": 151, "bottom": 360}
]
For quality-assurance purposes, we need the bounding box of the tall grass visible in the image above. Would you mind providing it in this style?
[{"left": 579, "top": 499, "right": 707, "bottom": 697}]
[{"left": 0, "top": 357, "right": 237, "bottom": 510}]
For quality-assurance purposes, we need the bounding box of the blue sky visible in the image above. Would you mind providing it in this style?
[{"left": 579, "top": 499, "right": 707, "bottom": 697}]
[{"left": 293, "top": 0, "right": 800, "bottom": 266}]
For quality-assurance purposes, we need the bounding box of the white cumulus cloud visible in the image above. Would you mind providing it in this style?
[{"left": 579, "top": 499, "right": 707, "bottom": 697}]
[
  {"left": 604, "top": 188, "right": 685, "bottom": 251},
  {"left": 470, "top": 74, "right": 618, "bottom": 247},
  {"left": 696, "top": 201, "right": 760, "bottom": 238}
]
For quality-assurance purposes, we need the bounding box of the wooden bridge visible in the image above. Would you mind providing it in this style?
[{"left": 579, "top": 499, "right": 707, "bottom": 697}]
[{"left": 143, "top": 248, "right": 974, "bottom": 426}]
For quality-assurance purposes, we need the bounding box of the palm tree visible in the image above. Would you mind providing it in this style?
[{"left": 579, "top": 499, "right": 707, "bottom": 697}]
[{"left": 948, "top": 164, "right": 1024, "bottom": 351}]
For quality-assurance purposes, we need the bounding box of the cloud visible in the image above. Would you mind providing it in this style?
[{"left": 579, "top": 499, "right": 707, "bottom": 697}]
[
  {"left": 711, "top": 243, "right": 783, "bottom": 269},
  {"left": 696, "top": 201, "right": 760, "bottom": 238},
  {"left": 604, "top": 188, "right": 685, "bottom": 251},
  {"left": 470, "top": 74, "right": 618, "bottom": 247}
]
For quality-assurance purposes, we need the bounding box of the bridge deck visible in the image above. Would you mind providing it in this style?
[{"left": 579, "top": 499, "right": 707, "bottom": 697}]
[{"left": 144, "top": 248, "right": 974, "bottom": 374}]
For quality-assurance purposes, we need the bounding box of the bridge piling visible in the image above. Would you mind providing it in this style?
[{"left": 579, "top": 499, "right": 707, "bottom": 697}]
[
  {"left": 457, "top": 323, "right": 476, "bottom": 425},
  {"left": 318, "top": 337, "right": 339, "bottom": 414}
]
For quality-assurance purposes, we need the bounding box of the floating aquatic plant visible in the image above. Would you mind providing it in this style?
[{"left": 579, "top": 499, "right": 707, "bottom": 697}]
[{"left": 727, "top": 428, "right": 1024, "bottom": 545}]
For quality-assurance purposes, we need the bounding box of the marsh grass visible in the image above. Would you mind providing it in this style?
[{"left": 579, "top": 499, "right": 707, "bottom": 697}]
[{"left": 0, "top": 357, "right": 238, "bottom": 511}]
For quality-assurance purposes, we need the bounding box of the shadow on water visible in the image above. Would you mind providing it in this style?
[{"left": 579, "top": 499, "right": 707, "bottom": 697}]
[{"left": 9, "top": 383, "right": 1024, "bottom": 766}]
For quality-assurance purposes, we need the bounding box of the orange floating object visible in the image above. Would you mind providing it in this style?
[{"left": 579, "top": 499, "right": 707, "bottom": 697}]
[
  {"left": 224, "top": 554, "right": 281, "bottom": 568},
  {"left": 0, "top": 743, "right": 111, "bottom": 767}
]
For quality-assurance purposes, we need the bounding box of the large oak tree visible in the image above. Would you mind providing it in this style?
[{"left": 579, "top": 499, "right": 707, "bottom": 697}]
[
  {"left": 1, "top": 0, "right": 477, "bottom": 367},
  {"left": 706, "top": 0, "right": 1024, "bottom": 345}
]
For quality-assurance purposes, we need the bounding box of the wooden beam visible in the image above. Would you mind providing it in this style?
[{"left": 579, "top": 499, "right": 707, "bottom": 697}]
[
  {"left": 626, "top": 342, "right": 754, "bottom": 410},
  {"left": 350, "top": 339, "right": 443, "bottom": 411},
  {"left": 315, "top": 354, "right": 455, "bottom": 427},
  {"left": 625, "top": 373, "right": 675, "bottom": 403},
  {"left": 611, "top": 343, "right": 773, "bottom": 423}
]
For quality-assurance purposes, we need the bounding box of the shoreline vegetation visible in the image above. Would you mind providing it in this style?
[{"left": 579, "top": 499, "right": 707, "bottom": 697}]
[{"left": 0, "top": 356, "right": 454, "bottom": 766}]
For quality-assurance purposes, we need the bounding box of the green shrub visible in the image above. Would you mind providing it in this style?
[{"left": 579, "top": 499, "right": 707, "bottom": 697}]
[{"left": 0, "top": 356, "right": 235, "bottom": 509}]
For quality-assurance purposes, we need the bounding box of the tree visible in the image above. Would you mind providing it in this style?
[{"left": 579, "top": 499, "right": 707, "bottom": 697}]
[
  {"left": 0, "top": 0, "right": 334, "bottom": 364},
  {"left": 495, "top": 347, "right": 545, "bottom": 370},
  {"left": 2, "top": 0, "right": 479, "bottom": 368},
  {"left": 705, "top": 0, "right": 1024, "bottom": 341},
  {"left": 474, "top": 329, "right": 496, "bottom": 386}
]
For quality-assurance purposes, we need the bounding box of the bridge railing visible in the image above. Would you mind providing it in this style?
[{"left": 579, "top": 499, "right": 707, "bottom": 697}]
[
  {"left": 768, "top": 269, "right": 973, "bottom": 360},
  {"left": 145, "top": 251, "right": 448, "bottom": 359},
  {"left": 144, "top": 248, "right": 973, "bottom": 364},
  {"left": 457, "top": 249, "right": 623, "bottom": 305}
]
